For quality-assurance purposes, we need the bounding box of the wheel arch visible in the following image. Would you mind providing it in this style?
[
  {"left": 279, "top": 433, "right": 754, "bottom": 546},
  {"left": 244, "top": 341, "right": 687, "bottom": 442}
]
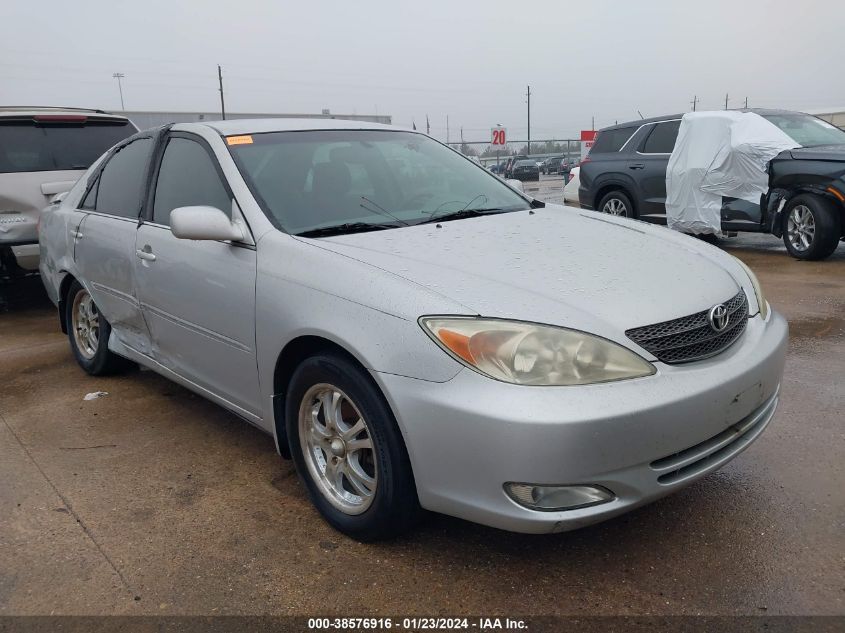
[
  {"left": 271, "top": 335, "right": 380, "bottom": 460},
  {"left": 593, "top": 182, "right": 638, "bottom": 216},
  {"left": 57, "top": 271, "right": 78, "bottom": 334},
  {"left": 773, "top": 187, "right": 845, "bottom": 237}
]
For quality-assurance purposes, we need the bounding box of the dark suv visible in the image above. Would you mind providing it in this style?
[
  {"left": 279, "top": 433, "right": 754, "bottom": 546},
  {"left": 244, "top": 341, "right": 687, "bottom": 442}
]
[{"left": 578, "top": 109, "right": 845, "bottom": 260}]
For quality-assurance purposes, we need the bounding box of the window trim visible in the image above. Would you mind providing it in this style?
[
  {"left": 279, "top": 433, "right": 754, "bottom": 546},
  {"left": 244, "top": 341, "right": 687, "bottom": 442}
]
[
  {"left": 145, "top": 131, "right": 237, "bottom": 227},
  {"left": 635, "top": 119, "right": 682, "bottom": 156},
  {"left": 77, "top": 132, "right": 157, "bottom": 219}
]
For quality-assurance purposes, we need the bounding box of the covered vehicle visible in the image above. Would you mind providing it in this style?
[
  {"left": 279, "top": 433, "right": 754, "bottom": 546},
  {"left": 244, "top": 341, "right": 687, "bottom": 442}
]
[
  {"left": 666, "top": 110, "right": 845, "bottom": 259},
  {"left": 0, "top": 107, "right": 137, "bottom": 276},
  {"left": 666, "top": 111, "right": 798, "bottom": 236}
]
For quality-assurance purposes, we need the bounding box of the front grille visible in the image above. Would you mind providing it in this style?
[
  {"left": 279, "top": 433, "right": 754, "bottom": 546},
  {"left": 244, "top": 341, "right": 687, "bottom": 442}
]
[{"left": 626, "top": 291, "right": 749, "bottom": 364}]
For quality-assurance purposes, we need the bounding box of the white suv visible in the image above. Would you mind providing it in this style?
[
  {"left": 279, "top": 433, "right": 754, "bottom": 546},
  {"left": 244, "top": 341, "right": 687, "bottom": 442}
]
[{"left": 0, "top": 106, "right": 137, "bottom": 276}]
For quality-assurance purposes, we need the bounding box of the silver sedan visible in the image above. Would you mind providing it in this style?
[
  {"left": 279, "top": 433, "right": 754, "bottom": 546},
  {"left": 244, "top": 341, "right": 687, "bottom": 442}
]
[{"left": 39, "top": 119, "right": 787, "bottom": 540}]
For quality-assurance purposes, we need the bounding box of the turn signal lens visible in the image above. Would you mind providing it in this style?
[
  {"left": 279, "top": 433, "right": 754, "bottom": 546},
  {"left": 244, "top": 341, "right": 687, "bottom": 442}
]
[
  {"left": 420, "top": 317, "right": 655, "bottom": 386},
  {"left": 505, "top": 483, "right": 614, "bottom": 511},
  {"left": 732, "top": 257, "right": 769, "bottom": 320}
]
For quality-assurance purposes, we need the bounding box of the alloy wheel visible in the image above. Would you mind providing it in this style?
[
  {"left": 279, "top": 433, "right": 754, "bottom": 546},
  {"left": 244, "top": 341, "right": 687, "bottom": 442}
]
[
  {"left": 787, "top": 205, "right": 815, "bottom": 252},
  {"left": 602, "top": 198, "right": 628, "bottom": 216},
  {"left": 298, "top": 383, "right": 378, "bottom": 515},
  {"left": 71, "top": 289, "right": 99, "bottom": 360}
]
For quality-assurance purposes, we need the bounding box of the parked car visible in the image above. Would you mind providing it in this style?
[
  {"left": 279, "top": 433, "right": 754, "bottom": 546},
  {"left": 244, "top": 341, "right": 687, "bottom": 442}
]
[
  {"left": 563, "top": 166, "right": 580, "bottom": 203},
  {"left": 0, "top": 106, "right": 138, "bottom": 277},
  {"left": 40, "top": 119, "right": 786, "bottom": 541},
  {"left": 540, "top": 156, "right": 564, "bottom": 175},
  {"left": 578, "top": 109, "right": 845, "bottom": 259},
  {"left": 503, "top": 155, "right": 527, "bottom": 179},
  {"left": 511, "top": 159, "right": 540, "bottom": 181}
]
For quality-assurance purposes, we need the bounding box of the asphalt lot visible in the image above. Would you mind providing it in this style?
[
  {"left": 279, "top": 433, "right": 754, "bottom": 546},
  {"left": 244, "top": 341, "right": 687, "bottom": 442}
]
[{"left": 1, "top": 181, "right": 843, "bottom": 617}]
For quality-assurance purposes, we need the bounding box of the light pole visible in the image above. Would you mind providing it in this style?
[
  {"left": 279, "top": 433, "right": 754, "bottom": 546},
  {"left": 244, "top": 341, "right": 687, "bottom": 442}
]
[{"left": 112, "top": 73, "right": 125, "bottom": 110}]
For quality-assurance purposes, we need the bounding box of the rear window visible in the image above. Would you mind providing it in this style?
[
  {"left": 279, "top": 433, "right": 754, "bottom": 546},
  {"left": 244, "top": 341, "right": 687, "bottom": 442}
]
[
  {"left": 590, "top": 126, "right": 637, "bottom": 154},
  {"left": 641, "top": 120, "right": 681, "bottom": 154},
  {"left": 0, "top": 119, "right": 137, "bottom": 174}
]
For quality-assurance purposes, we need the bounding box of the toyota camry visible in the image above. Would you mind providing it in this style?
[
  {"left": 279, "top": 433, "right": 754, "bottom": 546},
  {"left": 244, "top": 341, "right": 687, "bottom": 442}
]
[{"left": 39, "top": 119, "right": 788, "bottom": 540}]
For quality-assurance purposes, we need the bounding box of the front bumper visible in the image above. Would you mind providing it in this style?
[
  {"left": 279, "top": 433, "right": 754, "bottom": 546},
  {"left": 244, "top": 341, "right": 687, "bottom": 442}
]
[{"left": 375, "top": 311, "right": 788, "bottom": 534}]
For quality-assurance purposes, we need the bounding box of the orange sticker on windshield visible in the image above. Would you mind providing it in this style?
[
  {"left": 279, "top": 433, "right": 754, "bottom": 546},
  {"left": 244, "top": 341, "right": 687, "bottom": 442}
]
[{"left": 226, "top": 135, "right": 253, "bottom": 145}]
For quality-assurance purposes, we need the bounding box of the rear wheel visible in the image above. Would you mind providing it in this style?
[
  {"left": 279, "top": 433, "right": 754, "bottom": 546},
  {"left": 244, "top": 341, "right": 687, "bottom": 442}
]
[
  {"left": 597, "top": 190, "right": 634, "bottom": 218},
  {"left": 783, "top": 194, "right": 841, "bottom": 260},
  {"left": 65, "top": 280, "right": 130, "bottom": 375},
  {"left": 286, "top": 352, "right": 421, "bottom": 541}
]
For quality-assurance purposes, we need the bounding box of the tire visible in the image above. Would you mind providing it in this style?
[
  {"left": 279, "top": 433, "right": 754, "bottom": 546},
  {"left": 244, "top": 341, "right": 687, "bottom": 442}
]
[
  {"left": 597, "top": 190, "right": 635, "bottom": 218},
  {"left": 65, "top": 280, "right": 130, "bottom": 375},
  {"left": 285, "top": 352, "right": 421, "bottom": 541},
  {"left": 782, "top": 194, "right": 841, "bottom": 261}
]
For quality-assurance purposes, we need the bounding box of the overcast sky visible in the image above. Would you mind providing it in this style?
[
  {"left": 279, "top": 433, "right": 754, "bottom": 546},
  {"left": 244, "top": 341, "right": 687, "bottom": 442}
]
[{"left": 2, "top": 0, "right": 843, "bottom": 142}]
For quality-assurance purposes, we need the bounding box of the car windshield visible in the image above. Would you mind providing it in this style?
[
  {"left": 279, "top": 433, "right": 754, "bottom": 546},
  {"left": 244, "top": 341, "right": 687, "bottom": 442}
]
[
  {"left": 516, "top": 160, "right": 535, "bottom": 166},
  {"left": 0, "top": 119, "right": 136, "bottom": 174},
  {"left": 761, "top": 113, "right": 845, "bottom": 147},
  {"left": 228, "top": 129, "right": 531, "bottom": 235}
]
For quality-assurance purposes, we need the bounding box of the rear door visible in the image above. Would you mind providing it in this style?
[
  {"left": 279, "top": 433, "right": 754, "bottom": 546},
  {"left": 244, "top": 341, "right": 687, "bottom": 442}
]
[
  {"left": 73, "top": 136, "right": 154, "bottom": 355},
  {"left": 627, "top": 119, "right": 681, "bottom": 223},
  {"left": 134, "top": 132, "right": 261, "bottom": 418}
]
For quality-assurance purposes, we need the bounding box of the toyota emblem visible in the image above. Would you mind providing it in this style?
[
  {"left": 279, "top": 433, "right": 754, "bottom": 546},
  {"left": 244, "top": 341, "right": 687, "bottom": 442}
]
[{"left": 708, "top": 304, "right": 730, "bottom": 332}]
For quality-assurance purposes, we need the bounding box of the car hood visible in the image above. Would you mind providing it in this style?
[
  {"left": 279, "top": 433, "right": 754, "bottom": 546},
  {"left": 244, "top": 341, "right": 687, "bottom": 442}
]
[
  {"left": 312, "top": 205, "right": 744, "bottom": 354},
  {"left": 787, "top": 144, "right": 845, "bottom": 162}
]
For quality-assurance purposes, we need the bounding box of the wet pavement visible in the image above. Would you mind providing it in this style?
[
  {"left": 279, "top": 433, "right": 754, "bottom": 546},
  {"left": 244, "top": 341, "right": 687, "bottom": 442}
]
[{"left": 0, "top": 206, "right": 843, "bottom": 616}]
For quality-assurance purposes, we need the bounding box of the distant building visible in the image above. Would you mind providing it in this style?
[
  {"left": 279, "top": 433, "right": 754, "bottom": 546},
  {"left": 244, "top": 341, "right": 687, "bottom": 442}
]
[{"left": 118, "top": 109, "right": 391, "bottom": 130}]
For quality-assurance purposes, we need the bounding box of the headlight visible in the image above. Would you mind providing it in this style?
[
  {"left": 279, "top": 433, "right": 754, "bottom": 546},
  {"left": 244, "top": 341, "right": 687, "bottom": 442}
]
[
  {"left": 420, "top": 317, "right": 655, "bottom": 386},
  {"left": 732, "top": 257, "right": 769, "bottom": 320}
]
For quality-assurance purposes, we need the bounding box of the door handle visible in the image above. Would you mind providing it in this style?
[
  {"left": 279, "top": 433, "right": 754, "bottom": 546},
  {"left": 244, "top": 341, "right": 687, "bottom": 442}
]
[
  {"left": 629, "top": 163, "right": 645, "bottom": 170},
  {"left": 136, "top": 248, "right": 156, "bottom": 262},
  {"left": 70, "top": 230, "right": 83, "bottom": 239}
]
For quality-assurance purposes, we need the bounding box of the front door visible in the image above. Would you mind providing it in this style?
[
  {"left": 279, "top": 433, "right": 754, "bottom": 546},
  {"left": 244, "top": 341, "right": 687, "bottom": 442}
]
[{"left": 134, "top": 134, "right": 261, "bottom": 418}]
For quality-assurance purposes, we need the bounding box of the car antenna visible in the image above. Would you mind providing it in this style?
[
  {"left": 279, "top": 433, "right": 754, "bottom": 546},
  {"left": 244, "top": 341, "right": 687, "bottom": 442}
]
[
  {"left": 359, "top": 196, "right": 409, "bottom": 226},
  {"left": 637, "top": 110, "right": 645, "bottom": 119}
]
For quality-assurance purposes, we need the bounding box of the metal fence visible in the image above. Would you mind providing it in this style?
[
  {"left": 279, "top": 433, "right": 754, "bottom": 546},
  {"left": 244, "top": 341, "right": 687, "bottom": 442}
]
[{"left": 444, "top": 139, "right": 583, "bottom": 166}]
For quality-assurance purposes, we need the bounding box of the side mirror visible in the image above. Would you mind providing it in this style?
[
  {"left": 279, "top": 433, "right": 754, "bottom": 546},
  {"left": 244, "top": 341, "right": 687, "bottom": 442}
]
[
  {"left": 50, "top": 191, "right": 69, "bottom": 205},
  {"left": 170, "top": 206, "right": 245, "bottom": 242},
  {"left": 506, "top": 178, "right": 525, "bottom": 193}
]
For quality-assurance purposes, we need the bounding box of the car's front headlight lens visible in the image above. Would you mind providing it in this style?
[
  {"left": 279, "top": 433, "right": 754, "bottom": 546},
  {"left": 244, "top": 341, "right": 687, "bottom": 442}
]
[
  {"left": 420, "top": 317, "right": 655, "bottom": 386},
  {"left": 733, "top": 257, "right": 769, "bottom": 320}
]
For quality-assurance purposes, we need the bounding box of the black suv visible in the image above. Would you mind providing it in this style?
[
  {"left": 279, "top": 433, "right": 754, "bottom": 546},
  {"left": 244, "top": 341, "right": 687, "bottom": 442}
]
[{"left": 578, "top": 109, "right": 845, "bottom": 259}]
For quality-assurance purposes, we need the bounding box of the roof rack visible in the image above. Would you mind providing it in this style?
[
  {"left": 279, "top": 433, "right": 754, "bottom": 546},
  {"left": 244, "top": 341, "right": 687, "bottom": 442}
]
[{"left": 0, "top": 106, "right": 110, "bottom": 114}]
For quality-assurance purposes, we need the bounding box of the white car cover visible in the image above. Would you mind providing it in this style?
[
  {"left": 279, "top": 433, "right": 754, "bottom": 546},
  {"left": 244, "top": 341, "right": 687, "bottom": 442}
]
[
  {"left": 665, "top": 111, "right": 799, "bottom": 234},
  {"left": 563, "top": 166, "right": 580, "bottom": 203}
]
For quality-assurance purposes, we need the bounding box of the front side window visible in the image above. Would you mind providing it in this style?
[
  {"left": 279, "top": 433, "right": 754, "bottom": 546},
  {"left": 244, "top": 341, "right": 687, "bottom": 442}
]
[
  {"left": 641, "top": 120, "right": 681, "bottom": 154},
  {"left": 761, "top": 113, "right": 845, "bottom": 147},
  {"left": 94, "top": 138, "right": 153, "bottom": 218},
  {"left": 228, "top": 130, "right": 530, "bottom": 235},
  {"left": 590, "top": 126, "right": 637, "bottom": 154},
  {"left": 153, "top": 137, "right": 232, "bottom": 226}
]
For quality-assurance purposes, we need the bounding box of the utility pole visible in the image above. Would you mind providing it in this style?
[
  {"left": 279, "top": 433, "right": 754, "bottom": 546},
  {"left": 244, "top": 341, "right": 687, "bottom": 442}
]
[
  {"left": 218, "top": 65, "right": 226, "bottom": 120},
  {"left": 744, "top": 96, "right": 749, "bottom": 108},
  {"left": 112, "top": 73, "right": 125, "bottom": 110},
  {"left": 724, "top": 93, "right": 729, "bottom": 110},
  {"left": 526, "top": 85, "right": 531, "bottom": 154},
  {"left": 446, "top": 115, "right": 450, "bottom": 145},
  {"left": 426, "top": 114, "right": 430, "bottom": 135},
  {"left": 591, "top": 115, "right": 595, "bottom": 130},
  {"left": 691, "top": 95, "right": 698, "bottom": 112}
]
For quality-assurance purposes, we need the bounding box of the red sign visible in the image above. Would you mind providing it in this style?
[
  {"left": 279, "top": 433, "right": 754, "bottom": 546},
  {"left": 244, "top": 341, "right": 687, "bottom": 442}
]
[
  {"left": 491, "top": 127, "right": 507, "bottom": 147},
  {"left": 580, "top": 130, "right": 597, "bottom": 142}
]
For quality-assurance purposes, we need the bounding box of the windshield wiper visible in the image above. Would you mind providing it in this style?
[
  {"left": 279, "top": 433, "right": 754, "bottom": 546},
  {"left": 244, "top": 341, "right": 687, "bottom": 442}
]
[
  {"left": 416, "top": 208, "right": 506, "bottom": 225},
  {"left": 295, "top": 222, "right": 401, "bottom": 238}
]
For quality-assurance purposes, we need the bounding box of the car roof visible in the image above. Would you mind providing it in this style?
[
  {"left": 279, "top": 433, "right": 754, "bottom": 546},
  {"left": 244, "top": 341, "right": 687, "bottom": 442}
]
[
  {"left": 598, "top": 108, "right": 807, "bottom": 132},
  {"left": 182, "top": 117, "right": 408, "bottom": 136},
  {"left": 0, "top": 106, "right": 129, "bottom": 121}
]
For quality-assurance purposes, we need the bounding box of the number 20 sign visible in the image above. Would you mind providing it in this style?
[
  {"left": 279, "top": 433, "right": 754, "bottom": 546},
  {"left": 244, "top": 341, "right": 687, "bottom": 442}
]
[{"left": 491, "top": 127, "right": 507, "bottom": 147}]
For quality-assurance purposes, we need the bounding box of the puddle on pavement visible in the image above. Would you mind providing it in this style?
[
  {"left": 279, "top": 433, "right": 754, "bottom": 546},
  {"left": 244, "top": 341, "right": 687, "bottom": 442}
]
[{"left": 788, "top": 314, "right": 845, "bottom": 340}]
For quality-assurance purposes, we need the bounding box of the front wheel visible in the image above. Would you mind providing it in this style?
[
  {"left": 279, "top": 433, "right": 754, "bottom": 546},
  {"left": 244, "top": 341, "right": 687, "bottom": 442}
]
[
  {"left": 285, "top": 352, "right": 421, "bottom": 541},
  {"left": 783, "top": 194, "right": 841, "bottom": 260}
]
